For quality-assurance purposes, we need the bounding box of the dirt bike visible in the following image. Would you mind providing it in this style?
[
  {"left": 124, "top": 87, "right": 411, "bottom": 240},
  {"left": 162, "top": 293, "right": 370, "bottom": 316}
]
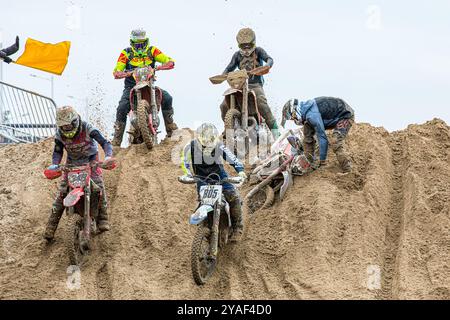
[
  {"left": 210, "top": 66, "right": 272, "bottom": 159},
  {"left": 44, "top": 160, "right": 117, "bottom": 266},
  {"left": 178, "top": 173, "right": 244, "bottom": 285},
  {"left": 246, "top": 128, "right": 314, "bottom": 214},
  {"left": 120, "top": 63, "right": 174, "bottom": 149}
]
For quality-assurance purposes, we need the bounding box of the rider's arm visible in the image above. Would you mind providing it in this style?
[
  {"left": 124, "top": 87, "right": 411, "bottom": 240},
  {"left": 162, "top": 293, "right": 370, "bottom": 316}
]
[
  {"left": 52, "top": 139, "right": 64, "bottom": 165},
  {"left": 90, "top": 130, "right": 113, "bottom": 158},
  {"left": 305, "top": 101, "right": 328, "bottom": 161},
  {"left": 151, "top": 46, "right": 175, "bottom": 65},
  {"left": 113, "top": 50, "right": 129, "bottom": 78},
  {"left": 180, "top": 142, "right": 193, "bottom": 176},
  {"left": 257, "top": 47, "right": 274, "bottom": 68},
  {"left": 223, "top": 51, "right": 239, "bottom": 74},
  {"left": 219, "top": 144, "right": 244, "bottom": 173}
]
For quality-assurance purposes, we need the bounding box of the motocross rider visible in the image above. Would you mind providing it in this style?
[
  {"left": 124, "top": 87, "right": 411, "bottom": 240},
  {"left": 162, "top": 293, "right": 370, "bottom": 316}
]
[
  {"left": 180, "top": 123, "right": 247, "bottom": 242},
  {"left": 220, "top": 28, "right": 280, "bottom": 138},
  {"left": 43, "top": 106, "right": 116, "bottom": 241},
  {"left": 281, "top": 97, "right": 355, "bottom": 173},
  {"left": 112, "top": 29, "right": 178, "bottom": 146}
]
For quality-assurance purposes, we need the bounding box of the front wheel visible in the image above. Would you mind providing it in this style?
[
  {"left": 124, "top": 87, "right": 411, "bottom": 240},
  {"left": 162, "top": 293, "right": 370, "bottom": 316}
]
[
  {"left": 191, "top": 226, "right": 216, "bottom": 285},
  {"left": 136, "top": 99, "right": 155, "bottom": 150},
  {"left": 66, "top": 214, "right": 86, "bottom": 266}
]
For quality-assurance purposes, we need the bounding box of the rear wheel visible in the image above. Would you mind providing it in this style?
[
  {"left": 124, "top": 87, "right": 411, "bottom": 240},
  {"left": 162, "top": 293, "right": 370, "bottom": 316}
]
[
  {"left": 247, "top": 185, "right": 275, "bottom": 214},
  {"left": 136, "top": 100, "right": 155, "bottom": 150},
  {"left": 66, "top": 214, "right": 86, "bottom": 266},
  {"left": 191, "top": 226, "right": 216, "bottom": 285}
]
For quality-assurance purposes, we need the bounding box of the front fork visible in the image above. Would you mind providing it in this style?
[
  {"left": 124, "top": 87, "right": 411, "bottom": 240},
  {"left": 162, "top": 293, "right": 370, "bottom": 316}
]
[
  {"left": 209, "top": 204, "right": 221, "bottom": 259},
  {"left": 82, "top": 185, "right": 91, "bottom": 245}
]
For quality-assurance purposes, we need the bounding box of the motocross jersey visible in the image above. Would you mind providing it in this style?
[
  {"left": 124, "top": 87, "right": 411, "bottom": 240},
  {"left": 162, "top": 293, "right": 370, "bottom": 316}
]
[
  {"left": 114, "top": 44, "right": 174, "bottom": 87},
  {"left": 53, "top": 121, "right": 113, "bottom": 166},
  {"left": 181, "top": 140, "right": 244, "bottom": 190},
  {"left": 223, "top": 47, "right": 274, "bottom": 85}
]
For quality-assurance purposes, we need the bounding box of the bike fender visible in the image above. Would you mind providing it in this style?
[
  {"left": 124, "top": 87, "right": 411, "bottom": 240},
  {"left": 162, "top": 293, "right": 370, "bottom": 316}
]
[
  {"left": 190, "top": 205, "right": 213, "bottom": 225},
  {"left": 280, "top": 171, "right": 293, "bottom": 201},
  {"left": 223, "top": 88, "right": 242, "bottom": 96},
  {"left": 63, "top": 187, "right": 84, "bottom": 207},
  {"left": 134, "top": 81, "right": 150, "bottom": 90}
]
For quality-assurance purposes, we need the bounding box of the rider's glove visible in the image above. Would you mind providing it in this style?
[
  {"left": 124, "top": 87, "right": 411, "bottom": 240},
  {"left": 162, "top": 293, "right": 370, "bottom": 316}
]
[
  {"left": 113, "top": 71, "right": 129, "bottom": 79},
  {"left": 238, "top": 171, "right": 248, "bottom": 180},
  {"left": 103, "top": 157, "right": 117, "bottom": 170},
  {"left": 2, "top": 56, "right": 12, "bottom": 64},
  {"left": 311, "top": 159, "right": 327, "bottom": 170},
  {"left": 48, "top": 164, "right": 59, "bottom": 171}
]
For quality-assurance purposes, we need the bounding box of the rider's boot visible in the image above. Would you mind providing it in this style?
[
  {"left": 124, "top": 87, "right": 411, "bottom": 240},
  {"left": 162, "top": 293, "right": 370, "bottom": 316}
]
[
  {"left": 332, "top": 132, "right": 352, "bottom": 173},
  {"left": 112, "top": 121, "right": 126, "bottom": 147},
  {"left": 226, "top": 191, "right": 244, "bottom": 242},
  {"left": 43, "top": 205, "right": 64, "bottom": 241},
  {"left": 98, "top": 202, "right": 110, "bottom": 232},
  {"left": 163, "top": 111, "right": 178, "bottom": 138}
]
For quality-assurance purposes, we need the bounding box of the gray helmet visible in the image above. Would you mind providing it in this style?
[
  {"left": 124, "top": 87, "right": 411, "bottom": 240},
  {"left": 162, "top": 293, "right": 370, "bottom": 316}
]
[
  {"left": 56, "top": 106, "right": 80, "bottom": 138},
  {"left": 236, "top": 28, "right": 256, "bottom": 57}
]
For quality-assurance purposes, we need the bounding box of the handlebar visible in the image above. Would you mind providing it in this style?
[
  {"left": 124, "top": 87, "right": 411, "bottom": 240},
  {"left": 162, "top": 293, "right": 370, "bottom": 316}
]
[
  {"left": 209, "top": 65, "right": 270, "bottom": 84},
  {"left": 115, "top": 62, "right": 174, "bottom": 79},
  {"left": 178, "top": 175, "right": 243, "bottom": 185},
  {"left": 58, "top": 161, "right": 111, "bottom": 172}
]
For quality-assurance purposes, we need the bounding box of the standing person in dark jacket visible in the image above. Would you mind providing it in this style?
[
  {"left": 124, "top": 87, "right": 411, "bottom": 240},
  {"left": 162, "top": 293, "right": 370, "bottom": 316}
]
[
  {"left": 0, "top": 36, "right": 19, "bottom": 64},
  {"left": 220, "top": 28, "right": 279, "bottom": 137},
  {"left": 281, "top": 97, "right": 355, "bottom": 173}
]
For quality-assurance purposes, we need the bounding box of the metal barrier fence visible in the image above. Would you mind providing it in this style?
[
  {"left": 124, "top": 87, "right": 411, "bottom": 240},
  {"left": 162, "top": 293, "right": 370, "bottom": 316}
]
[{"left": 0, "top": 80, "right": 56, "bottom": 145}]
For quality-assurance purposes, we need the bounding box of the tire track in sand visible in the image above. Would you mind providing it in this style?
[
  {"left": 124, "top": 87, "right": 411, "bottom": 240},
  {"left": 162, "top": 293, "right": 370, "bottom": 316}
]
[{"left": 379, "top": 134, "right": 407, "bottom": 299}]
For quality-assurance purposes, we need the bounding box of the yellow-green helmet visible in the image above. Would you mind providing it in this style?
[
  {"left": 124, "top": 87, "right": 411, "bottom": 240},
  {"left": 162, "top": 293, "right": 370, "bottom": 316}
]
[
  {"left": 56, "top": 106, "right": 80, "bottom": 138},
  {"left": 130, "top": 28, "right": 149, "bottom": 56}
]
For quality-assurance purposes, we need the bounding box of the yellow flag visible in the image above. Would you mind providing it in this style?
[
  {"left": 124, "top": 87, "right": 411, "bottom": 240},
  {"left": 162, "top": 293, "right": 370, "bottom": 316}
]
[{"left": 15, "top": 38, "right": 71, "bottom": 75}]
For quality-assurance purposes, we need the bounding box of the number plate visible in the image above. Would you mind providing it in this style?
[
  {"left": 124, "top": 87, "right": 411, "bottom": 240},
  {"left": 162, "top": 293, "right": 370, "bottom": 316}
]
[{"left": 200, "top": 185, "right": 222, "bottom": 206}]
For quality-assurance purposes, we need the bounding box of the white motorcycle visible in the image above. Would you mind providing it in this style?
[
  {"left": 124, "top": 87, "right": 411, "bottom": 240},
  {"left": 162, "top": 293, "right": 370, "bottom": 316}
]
[{"left": 178, "top": 173, "right": 243, "bottom": 285}]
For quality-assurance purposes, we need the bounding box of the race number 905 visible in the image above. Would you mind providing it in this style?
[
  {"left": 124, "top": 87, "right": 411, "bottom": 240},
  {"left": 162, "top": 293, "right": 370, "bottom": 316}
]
[{"left": 221, "top": 304, "right": 272, "bottom": 316}]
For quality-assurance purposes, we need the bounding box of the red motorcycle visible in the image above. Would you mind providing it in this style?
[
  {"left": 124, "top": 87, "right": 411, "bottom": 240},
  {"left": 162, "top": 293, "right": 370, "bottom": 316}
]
[
  {"left": 116, "top": 62, "right": 174, "bottom": 149},
  {"left": 44, "top": 160, "right": 117, "bottom": 266}
]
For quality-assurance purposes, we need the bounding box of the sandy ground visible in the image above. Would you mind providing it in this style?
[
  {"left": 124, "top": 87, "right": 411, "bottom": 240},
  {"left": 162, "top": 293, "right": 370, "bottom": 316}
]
[{"left": 0, "top": 119, "right": 448, "bottom": 300}]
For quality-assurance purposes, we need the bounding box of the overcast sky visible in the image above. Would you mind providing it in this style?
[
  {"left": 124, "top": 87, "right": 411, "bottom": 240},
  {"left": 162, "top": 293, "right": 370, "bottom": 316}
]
[{"left": 1, "top": 0, "right": 449, "bottom": 137}]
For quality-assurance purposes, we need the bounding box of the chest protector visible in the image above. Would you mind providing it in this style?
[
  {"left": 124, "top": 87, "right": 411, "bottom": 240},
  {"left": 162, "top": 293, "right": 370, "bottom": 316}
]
[
  {"left": 239, "top": 51, "right": 259, "bottom": 72},
  {"left": 125, "top": 46, "right": 156, "bottom": 70},
  {"left": 190, "top": 140, "right": 223, "bottom": 179},
  {"left": 56, "top": 121, "right": 98, "bottom": 164}
]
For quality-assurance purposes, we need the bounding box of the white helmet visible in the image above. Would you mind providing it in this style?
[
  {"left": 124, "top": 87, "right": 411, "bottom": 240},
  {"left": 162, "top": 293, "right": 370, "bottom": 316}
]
[{"left": 196, "top": 123, "right": 220, "bottom": 154}]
